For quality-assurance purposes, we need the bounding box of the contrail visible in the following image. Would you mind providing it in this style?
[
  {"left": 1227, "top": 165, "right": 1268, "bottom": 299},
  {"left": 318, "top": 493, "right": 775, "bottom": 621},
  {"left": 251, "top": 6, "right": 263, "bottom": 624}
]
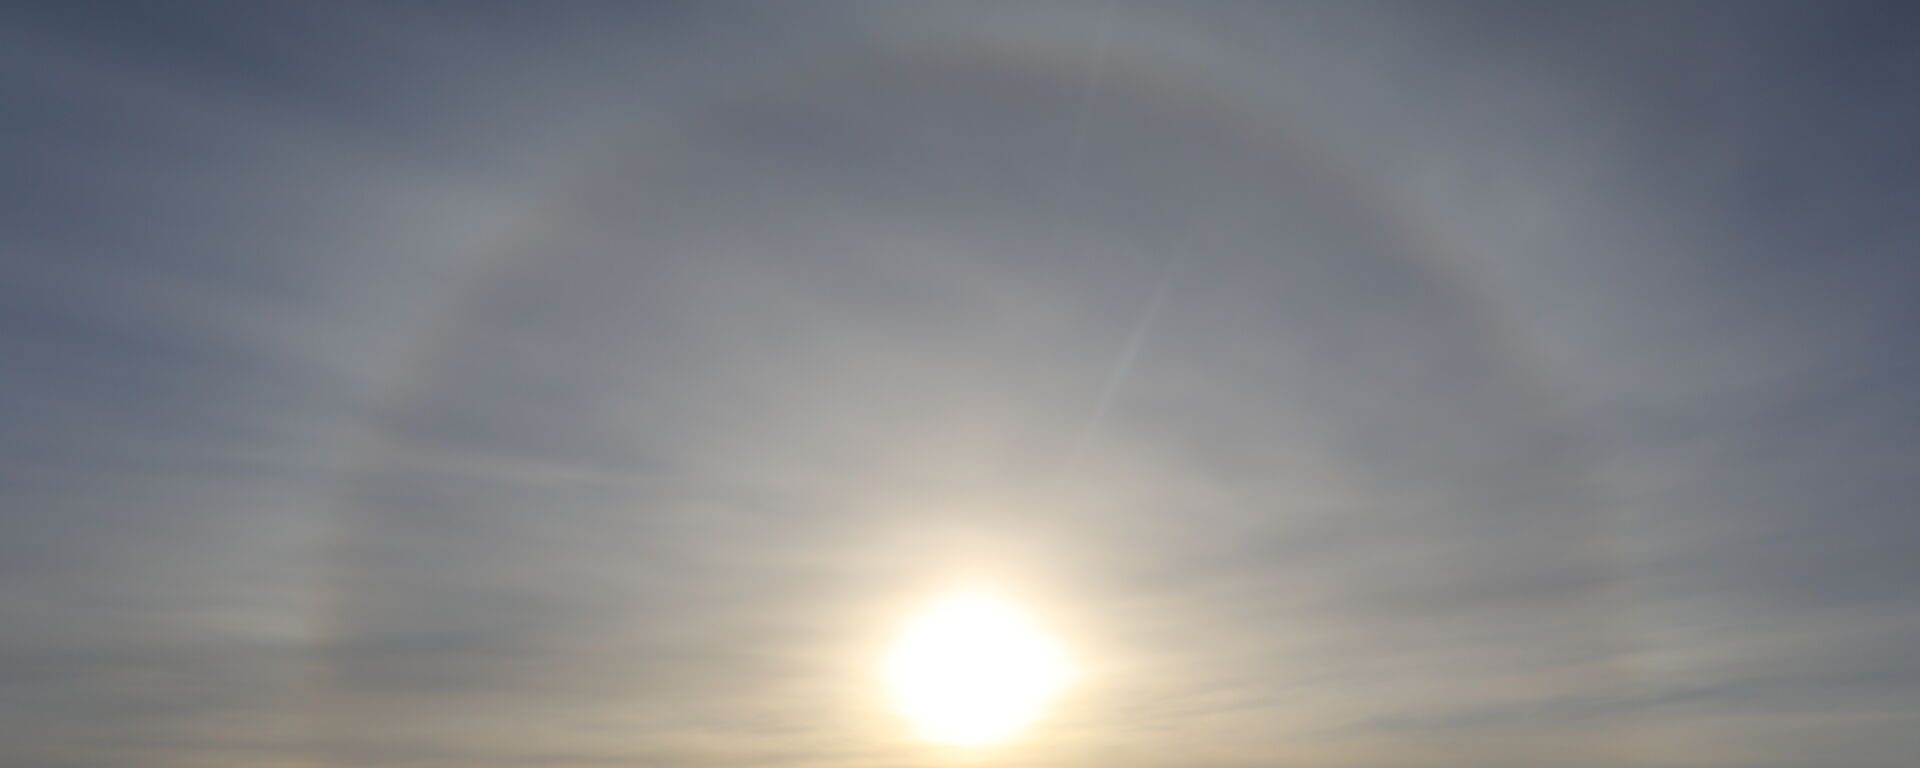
[
  {"left": 1055, "top": 2, "right": 1170, "bottom": 470},
  {"left": 1063, "top": 259, "right": 1175, "bottom": 467},
  {"left": 1062, "top": 0, "right": 1116, "bottom": 191}
]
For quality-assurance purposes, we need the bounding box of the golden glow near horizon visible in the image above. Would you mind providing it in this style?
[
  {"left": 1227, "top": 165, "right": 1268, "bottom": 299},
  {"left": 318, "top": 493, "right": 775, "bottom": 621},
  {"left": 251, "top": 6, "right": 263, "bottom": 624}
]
[{"left": 883, "top": 590, "right": 1072, "bottom": 747}]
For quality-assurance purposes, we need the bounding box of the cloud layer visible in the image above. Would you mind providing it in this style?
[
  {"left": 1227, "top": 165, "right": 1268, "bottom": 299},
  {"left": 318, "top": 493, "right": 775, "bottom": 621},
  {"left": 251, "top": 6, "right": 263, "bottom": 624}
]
[{"left": 4, "top": 2, "right": 1919, "bottom": 766}]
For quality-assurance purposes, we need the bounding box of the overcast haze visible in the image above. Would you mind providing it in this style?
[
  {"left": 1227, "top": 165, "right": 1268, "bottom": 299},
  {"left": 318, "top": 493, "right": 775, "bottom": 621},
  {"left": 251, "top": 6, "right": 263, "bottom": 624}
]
[{"left": 5, "top": 2, "right": 1920, "bottom": 767}]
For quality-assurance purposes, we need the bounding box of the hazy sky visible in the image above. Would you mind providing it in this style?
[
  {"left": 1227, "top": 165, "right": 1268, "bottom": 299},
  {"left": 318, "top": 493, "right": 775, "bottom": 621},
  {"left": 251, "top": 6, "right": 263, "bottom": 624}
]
[{"left": 4, "top": 2, "right": 1919, "bottom": 767}]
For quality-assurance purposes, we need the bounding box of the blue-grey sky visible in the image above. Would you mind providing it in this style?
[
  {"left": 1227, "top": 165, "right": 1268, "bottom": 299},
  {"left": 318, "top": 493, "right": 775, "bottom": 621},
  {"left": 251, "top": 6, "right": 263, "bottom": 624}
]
[{"left": 4, "top": 2, "right": 1919, "bottom": 766}]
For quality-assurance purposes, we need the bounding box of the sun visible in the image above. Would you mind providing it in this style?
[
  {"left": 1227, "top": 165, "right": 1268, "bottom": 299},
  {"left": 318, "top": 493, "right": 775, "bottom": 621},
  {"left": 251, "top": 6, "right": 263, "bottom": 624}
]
[{"left": 883, "top": 591, "right": 1072, "bottom": 747}]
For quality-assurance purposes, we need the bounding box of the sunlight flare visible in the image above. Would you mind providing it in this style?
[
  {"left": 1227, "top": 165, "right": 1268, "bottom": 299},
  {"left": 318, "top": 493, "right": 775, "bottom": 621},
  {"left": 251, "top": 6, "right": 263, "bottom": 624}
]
[{"left": 884, "top": 591, "right": 1072, "bottom": 746}]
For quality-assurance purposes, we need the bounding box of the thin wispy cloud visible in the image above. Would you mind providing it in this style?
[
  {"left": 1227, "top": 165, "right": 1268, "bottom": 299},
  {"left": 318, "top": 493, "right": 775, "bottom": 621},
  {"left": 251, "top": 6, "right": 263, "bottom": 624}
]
[{"left": 4, "top": 2, "right": 1918, "bottom": 767}]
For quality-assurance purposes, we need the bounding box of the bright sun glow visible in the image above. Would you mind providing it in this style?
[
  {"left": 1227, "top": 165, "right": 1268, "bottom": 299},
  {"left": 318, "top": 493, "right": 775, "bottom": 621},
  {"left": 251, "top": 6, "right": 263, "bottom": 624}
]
[{"left": 884, "top": 591, "right": 1072, "bottom": 747}]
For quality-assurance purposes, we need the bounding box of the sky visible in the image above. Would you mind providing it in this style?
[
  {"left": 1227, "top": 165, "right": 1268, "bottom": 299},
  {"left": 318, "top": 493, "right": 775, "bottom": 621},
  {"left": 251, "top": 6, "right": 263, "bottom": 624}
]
[{"left": 3, "top": 2, "right": 1920, "bottom": 767}]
